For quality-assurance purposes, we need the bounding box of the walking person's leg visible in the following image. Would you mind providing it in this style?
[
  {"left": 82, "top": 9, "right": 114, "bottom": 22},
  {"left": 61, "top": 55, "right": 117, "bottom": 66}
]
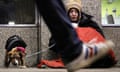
[
  {"left": 36, "top": 0, "right": 114, "bottom": 72},
  {"left": 36, "top": 0, "right": 83, "bottom": 63}
]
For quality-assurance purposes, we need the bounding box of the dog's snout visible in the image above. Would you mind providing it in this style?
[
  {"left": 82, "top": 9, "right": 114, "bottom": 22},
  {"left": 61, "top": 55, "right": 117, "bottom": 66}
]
[
  {"left": 15, "top": 59, "right": 19, "bottom": 65},
  {"left": 12, "top": 59, "right": 19, "bottom": 66}
]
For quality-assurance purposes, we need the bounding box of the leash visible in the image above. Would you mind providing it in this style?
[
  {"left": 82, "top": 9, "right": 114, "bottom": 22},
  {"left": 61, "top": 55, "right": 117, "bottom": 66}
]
[{"left": 26, "top": 43, "right": 56, "bottom": 58}]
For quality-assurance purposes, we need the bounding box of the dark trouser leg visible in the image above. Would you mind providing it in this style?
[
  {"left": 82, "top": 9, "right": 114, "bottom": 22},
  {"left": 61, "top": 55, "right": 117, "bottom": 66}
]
[{"left": 36, "top": 0, "right": 83, "bottom": 64}]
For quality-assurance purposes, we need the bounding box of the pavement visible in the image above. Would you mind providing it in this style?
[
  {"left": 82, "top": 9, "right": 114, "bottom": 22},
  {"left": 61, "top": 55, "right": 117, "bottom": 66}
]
[
  {"left": 76, "top": 67, "right": 120, "bottom": 72},
  {"left": 0, "top": 67, "right": 120, "bottom": 72}
]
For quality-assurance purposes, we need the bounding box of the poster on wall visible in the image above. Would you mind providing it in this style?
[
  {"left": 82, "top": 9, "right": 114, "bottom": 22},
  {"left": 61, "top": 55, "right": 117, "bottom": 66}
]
[{"left": 102, "top": 0, "right": 120, "bottom": 25}]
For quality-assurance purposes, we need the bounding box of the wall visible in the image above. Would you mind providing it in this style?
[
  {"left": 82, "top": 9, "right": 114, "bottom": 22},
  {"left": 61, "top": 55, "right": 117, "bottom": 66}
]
[{"left": 103, "top": 27, "right": 120, "bottom": 66}]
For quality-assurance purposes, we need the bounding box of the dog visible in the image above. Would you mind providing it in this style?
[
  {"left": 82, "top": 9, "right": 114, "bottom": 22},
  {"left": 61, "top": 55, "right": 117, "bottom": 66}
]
[{"left": 4, "top": 35, "right": 27, "bottom": 68}]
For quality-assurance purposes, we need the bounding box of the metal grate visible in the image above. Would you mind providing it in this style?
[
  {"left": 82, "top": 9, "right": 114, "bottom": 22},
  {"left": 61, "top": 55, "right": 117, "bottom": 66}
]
[
  {"left": 0, "top": 0, "right": 35, "bottom": 24},
  {"left": 14, "top": 0, "right": 35, "bottom": 24}
]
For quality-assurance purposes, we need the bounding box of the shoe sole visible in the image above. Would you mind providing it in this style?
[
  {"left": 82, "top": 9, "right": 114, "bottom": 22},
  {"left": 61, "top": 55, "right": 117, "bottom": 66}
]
[{"left": 67, "top": 40, "right": 114, "bottom": 72}]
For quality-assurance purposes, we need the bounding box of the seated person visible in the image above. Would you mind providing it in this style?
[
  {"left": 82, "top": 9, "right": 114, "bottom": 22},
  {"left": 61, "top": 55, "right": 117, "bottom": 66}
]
[{"left": 48, "top": 0, "right": 117, "bottom": 68}]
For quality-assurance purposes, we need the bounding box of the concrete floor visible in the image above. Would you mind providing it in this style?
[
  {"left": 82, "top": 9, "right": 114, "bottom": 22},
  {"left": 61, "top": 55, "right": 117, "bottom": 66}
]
[
  {"left": 0, "top": 68, "right": 66, "bottom": 72},
  {"left": 76, "top": 67, "right": 120, "bottom": 72},
  {"left": 0, "top": 67, "right": 120, "bottom": 72}
]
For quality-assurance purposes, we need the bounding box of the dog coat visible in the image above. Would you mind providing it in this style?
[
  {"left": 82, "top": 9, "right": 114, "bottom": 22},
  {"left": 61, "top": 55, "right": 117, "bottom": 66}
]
[{"left": 5, "top": 35, "right": 27, "bottom": 52}]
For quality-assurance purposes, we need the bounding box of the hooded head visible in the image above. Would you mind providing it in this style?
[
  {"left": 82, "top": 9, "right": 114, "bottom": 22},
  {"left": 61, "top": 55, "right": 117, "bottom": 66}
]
[
  {"left": 65, "top": 0, "right": 82, "bottom": 23},
  {"left": 66, "top": 0, "right": 81, "bottom": 12}
]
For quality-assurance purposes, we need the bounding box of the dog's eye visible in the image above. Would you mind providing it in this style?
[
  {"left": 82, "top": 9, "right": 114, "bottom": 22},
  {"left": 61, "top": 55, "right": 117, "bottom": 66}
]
[{"left": 8, "top": 53, "right": 12, "bottom": 56}]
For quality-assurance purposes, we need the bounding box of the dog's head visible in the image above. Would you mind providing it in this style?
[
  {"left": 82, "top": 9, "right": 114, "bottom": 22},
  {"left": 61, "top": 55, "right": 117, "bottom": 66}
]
[{"left": 8, "top": 47, "right": 26, "bottom": 66}]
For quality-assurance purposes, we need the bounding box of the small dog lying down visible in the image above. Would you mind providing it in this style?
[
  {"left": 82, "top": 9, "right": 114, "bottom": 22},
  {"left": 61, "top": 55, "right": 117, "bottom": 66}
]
[{"left": 4, "top": 35, "right": 27, "bottom": 68}]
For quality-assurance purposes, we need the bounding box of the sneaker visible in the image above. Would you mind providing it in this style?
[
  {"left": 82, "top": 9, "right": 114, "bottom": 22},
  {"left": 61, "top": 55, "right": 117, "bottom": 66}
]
[{"left": 66, "top": 40, "right": 115, "bottom": 72}]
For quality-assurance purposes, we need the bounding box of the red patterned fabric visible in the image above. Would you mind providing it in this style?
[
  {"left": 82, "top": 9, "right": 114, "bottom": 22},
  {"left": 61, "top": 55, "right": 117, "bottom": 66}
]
[
  {"left": 37, "top": 58, "right": 64, "bottom": 68},
  {"left": 76, "top": 27, "right": 105, "bottom": 43},
  {"left": 76, "top": 27, "right": 116, "bottom": 61}
]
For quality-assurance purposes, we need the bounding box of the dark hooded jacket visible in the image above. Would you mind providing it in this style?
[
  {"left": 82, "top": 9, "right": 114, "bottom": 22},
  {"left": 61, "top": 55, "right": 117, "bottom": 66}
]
[
  {"left": 5, "top": 35, "right": 27, "bottom": 52},
  {"left": 78, "top": 12, "right": 104, "bottom": 37}
]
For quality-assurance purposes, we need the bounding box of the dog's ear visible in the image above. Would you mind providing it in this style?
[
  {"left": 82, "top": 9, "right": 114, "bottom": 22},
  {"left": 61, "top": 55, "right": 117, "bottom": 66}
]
[
  {"left": 11, "top": 48, "right": 17, "bottom": 52},
  {"left": 8, "top": 48, "right": 17, "bottom": 56},
  {"left": 19, "top": 52, "right": 26, "bottom": 57},
  {"left": 24, "top": 51, "right": 27, "bottom": 55},
  {"left": 8, "top": 52, "right": 12, "bottom": 57}
]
